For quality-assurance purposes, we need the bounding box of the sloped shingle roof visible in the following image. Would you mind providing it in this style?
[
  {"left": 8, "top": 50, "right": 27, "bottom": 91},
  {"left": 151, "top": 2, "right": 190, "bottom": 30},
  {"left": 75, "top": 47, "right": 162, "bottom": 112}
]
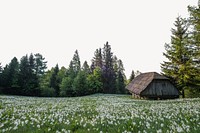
[{"left": 126, "top": 72, "right": 168, "bottom": 95}]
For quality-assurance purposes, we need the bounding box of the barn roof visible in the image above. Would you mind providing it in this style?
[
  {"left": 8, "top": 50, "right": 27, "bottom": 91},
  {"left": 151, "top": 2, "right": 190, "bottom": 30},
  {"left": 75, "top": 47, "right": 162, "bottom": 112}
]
[{"left": 126, "top": 72, "right": 168, "bottom": 95}]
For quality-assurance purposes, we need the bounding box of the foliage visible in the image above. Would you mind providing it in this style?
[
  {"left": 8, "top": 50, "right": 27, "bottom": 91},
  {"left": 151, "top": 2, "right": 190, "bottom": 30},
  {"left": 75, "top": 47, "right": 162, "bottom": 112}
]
[
  {"left": 129, "top": 70, "right": 135, "bottom": 83},
  {"left": 0, "top": 44, "right": 127, "bottom": 97},
  {"left": 187, "top": 3, "right": 200, "bottom": 92},
  {"left": 60, "top": 77, "right": 74, "bottom": 96},
  {"left": 50, "top": 64, "right": 60, "bottom": 97},
  {"left": 87, "top": 67, "right": 103, "bottom": 94},
  {"left": 102, "top": 42, "right": 116, "bottom": 93},
  {"left": 161, "top": 16, "right": 194, "bottom": 98},
  {"left": 34, "top": 53, "right": 47, "bottom": 76},
  {"left": 72, "top": 70, "right": 88, "bottom": 96}
]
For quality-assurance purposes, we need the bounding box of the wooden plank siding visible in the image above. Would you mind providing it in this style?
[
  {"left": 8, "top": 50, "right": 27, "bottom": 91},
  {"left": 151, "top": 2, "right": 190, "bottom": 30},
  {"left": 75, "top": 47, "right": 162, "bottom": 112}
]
[{"left": 141, "top": 80, "right": 179, "bottom": 99}]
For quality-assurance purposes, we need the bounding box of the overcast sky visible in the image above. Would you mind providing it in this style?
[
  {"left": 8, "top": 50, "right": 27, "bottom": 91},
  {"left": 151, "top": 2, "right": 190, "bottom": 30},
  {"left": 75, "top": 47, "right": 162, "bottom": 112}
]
[{"left": 0, "top": 0, "right": 198, "bottom": 77}]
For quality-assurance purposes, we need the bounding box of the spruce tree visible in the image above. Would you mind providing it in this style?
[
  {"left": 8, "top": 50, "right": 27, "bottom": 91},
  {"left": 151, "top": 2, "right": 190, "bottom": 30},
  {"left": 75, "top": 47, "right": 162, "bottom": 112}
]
[
  {"left": 18, "top": 55, "right": 30, "bottom": 95},
  {"left": 129, "top": 70, "right": 135, "bottom": 82},
  {"left": 102, "top": 42, "right": 116, "bottom": 93},
  {"left": 72, "top": 50, "right": 81, "bottom": 76},
  {"left": 50, "top": 64, "right": 60, "bottom": 96},
  {"left": 34, "top": 53, "right": 47, "bottom": 76},
  {"left": 1, "top": 58, "right": 19, "bottom": 89},
  {"left": 188, "top": 2, "right": 200, "bottom": 93},
  {"left": 92, "top": 48, "right": 103, "bottom": 69},
  {"left": 7, "top": 57, "right": 19, "bottom": 88},
  {"left": 116, "top": 59, "right": 126, "bottom": 94},
  {"left": 161, "top": 16, "right": 193, "bottom": 98},
  {"left": 82, "top": 61, "right": 90, "bottom": 75},
  {"left": 0, "top": 63, "right": 2, "bottom": 87}
]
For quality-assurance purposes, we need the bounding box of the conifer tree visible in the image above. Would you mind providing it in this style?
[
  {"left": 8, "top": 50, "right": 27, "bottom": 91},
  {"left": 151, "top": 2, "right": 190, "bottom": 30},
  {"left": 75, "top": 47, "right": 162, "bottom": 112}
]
[
  {"left": 129, "top": 70, "right": 135, "bottom": 82},
  {"left": 102, "top": 42, "right": 116, "bottom": 93},
  {"left": 7, "top": 57, "right": 19, "bottom": 88},
  {"left": 188, "top": 2, "right": 200, "bottom": 92},
  {"left": 18, "top": 55, "right": 30, "bottom": 95},
  {"left": 92, "top": 48, "right": 103, "bottom": 69},
  {"left": 116, "top": 59, "right": 126, "bottom": 94},
  {"left": 82, "top": 61, "right": 90, "bottom": 74},
  {"left": 34, "top": 53, "right": 47, "bottom": 76},
  {"left": 50, "top": 64, "right": 60, "bottom": 96},
  {"left": 161, "top": 16, "right": 193, "bottom": 97},
  {"left": 0, "top": 63, "right": 2, "bottom": 87},
  {"left": 72, "top": 50, "right": 81, "bottom": 76}
]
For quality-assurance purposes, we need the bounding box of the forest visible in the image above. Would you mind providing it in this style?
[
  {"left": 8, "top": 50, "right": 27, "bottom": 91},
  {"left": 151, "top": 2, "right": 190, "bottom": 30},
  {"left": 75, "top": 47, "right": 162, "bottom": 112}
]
[
  {"left": 0, "top": 42, "right": 129, "bottom": 97},
  {"left": 0, "top": 2, "right": 200, "bottom": 98}
]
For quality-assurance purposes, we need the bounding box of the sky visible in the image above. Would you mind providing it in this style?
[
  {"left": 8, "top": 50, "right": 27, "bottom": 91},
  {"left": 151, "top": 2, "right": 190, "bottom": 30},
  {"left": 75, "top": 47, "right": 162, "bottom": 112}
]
[{"left": 0, "top": 0, "right": 198, "bottom": 77}]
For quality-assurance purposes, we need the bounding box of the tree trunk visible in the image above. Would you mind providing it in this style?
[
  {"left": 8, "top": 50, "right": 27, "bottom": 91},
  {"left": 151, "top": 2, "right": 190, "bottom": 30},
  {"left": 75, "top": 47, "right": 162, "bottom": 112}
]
[{"left": 182, "top": 89, "right": 185, "bottom": 98}]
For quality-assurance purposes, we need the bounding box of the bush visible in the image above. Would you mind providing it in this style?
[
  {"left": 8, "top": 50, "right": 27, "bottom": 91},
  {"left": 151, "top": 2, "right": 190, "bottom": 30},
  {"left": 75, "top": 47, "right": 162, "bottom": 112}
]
[{"left": 40, "top": 87, "right": 55, "bottom": 97}]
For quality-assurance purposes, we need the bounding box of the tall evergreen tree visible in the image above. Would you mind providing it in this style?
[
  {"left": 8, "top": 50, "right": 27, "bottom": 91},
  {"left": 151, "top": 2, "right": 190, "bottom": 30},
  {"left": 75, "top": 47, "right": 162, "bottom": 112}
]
[
  {"left": 116, "top": 59, "right": 126, "bottom": 94},
  {"left": 50, "top": 64, "right": 60, "bottom": 96},
  {"left": 1, "top": 65, "right": 9, "bottom": 88},
  {"left": 72, "top": 50, "right": 81, "bottom": 76},
  {"left": 82, "top": 61, "right": 90, "bottom": 74},
  {"left": 161, "top": 16, "right": 193, "bottom": 98},
  {"left": 28, "top": 54, "right": 39, "bottom": 95},
  {"left": 129, "top": 70, "right": 135, "bottom": 82},
  {"left": 0, "top": 63, "right": 2, "bottom": 72},
  {"left": 0, "top": 63, "right": 2, "bottom": 87},
  {"left": 188, "top": 2, "right": 200, "bottom": 92},
  {"left": 18, "top": 55, "right": 30, "bottom": 95},
  {"left": 102, "top": 42, "right": 116, "bottom": 93},
  {"left": 34, "top": 53, "right": 47, "bottom": 76},
  {"left": 0, "top": 58, "right": 19, "bottom": 89},
  {"left": 92, "top": 48, "right": 103, "bottom": 69},
  {"left": 7, "top": 57, "right": 19, "bottom": 88}
]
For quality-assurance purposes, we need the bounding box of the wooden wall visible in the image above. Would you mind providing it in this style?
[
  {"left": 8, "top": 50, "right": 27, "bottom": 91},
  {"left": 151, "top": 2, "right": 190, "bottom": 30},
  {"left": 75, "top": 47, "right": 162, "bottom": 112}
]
[{"left": 141, "top": 79, "right": 179, "bottom": 99}]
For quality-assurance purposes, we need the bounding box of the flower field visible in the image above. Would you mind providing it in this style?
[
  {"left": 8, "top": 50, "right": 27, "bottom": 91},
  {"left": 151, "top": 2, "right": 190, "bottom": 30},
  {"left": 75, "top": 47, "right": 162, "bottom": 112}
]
[{"left": 0, "top": 95, "right": 200, "bottom": 133}]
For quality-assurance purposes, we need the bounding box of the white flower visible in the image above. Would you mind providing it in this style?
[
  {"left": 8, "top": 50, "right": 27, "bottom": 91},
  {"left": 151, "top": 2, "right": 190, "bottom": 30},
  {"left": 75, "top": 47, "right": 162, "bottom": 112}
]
[
  {"left": 37, "top": 124, "right": 40, "bottom": 128},
  {"left": 157, "top": 129, "right": 162, "bottom": 133}
]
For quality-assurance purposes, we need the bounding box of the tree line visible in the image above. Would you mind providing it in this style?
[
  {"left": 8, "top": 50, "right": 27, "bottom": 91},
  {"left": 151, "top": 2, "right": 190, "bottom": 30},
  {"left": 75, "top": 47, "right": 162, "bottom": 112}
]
[
  {"left": 161, "top": 2, "right": 200, "bottom": 98},
  {"left": 0, "top": 42, "right": 132, "bottom": 97}
]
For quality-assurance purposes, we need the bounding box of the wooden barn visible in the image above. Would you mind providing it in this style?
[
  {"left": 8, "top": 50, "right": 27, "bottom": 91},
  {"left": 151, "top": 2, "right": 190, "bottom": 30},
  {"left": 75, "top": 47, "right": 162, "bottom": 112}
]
[{"left": 126, "top": 72, "right": 180, "bottom": 99}]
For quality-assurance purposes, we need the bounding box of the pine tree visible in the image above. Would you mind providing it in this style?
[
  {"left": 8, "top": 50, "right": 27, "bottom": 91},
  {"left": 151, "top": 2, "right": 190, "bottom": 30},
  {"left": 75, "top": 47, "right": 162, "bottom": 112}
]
[
  {"left": 82, "top": 61, "right": 90, "bottom": 74},
  {"left": 116, "top": 59, "right": 126, "bottom": 94},
  {"left": 28, "top": 54, "right": 39, "bottom": 95},
  {"left": 161, "top": 16, "right": 193, "bottom": 98},
  {"left": 129, "top": 70, "right": 135, "bottom": 82},
  {"left": 18, "top": 55, "right": 30, "bottom": 95},
  {"left": 102, "top": 42, "right": 116, "bottom": 93},
  {"left": 34, "top": 53, "right": 47, "bottom": 76},
  {"left": 18, "top": 54, "right": 39, "bottom": 96},
  {"left": 188, "top": 2, "right": 200, "bottom": 93},
  {"left": 7, "top": 57, "right": 19, "bottom": 88},
  {"left": 0, "top": 63, "right": 2, "bottom": 87},
  {"left": 0, "top": 63, "right": 2, "bottom": 72},
  {"left": 1, "top": 65, "right": 9, "bottom": 88},
  {"left": 92, "top": 48, "right": 103, "bottom": 69},
  {"left": 0, "top": 58, "right": 19, "bottom": 88},
  {"left": 50, "top": 64, "right": 60, "bottom": 96},
  {"left": 72, "top": 50, "right": 81, "bottom": 76}
]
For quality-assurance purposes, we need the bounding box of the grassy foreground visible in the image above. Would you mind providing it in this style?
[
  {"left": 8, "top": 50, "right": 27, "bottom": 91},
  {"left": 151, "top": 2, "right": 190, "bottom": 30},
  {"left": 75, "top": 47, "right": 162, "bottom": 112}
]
[{"left": 0, "top": 94, "right": 200, "bottom": 133}]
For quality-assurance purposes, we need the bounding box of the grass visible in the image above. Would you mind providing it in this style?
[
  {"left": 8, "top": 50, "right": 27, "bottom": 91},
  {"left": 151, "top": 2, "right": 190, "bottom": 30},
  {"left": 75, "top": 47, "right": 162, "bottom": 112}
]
[{"left": 0, "top": 94, "right": 200, "bottom": 133}]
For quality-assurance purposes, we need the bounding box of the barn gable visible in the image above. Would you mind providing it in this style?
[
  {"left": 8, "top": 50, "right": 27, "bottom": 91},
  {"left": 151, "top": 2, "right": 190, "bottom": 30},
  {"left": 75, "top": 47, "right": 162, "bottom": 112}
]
[{"left": 126, "top": 72, "right": 179, "bottom": 99}]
